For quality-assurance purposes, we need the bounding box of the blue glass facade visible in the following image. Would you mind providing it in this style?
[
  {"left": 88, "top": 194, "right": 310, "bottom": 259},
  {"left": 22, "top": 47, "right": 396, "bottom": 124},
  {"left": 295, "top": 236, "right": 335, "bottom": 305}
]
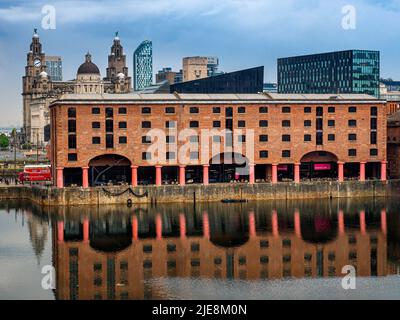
[
  {"left": 45, "top": 56, "right": 62, "bottom": 81},
  {"left": 133, "top": 40, "right": 152, "bottom": 91},
  {"left": 278, "top": 50, "right": 380, "bottom": 97}
]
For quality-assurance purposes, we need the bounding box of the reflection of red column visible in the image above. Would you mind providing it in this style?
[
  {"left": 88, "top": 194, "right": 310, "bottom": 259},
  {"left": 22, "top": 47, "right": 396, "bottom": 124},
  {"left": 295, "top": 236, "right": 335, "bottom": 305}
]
[
  {"left": 203, "top": 212, "right": 210, "bottom": 239},
  {"left": 156, "top": 166, "right": 162, "bottom": 186},
  {"left": 381, "top": 161, "right": 387, "bottom": 182},
  {"left": 294, "top": 163, "right": 300, "bottom": 184},
  {"left": 83, "top": 219, "right": 89, "bottom": 242},
  {"left": 249, "top": 164, "right": 255, "bottom": 184},
  {"left": 338, "top": 162, "right": 344, "bottom": 182},
  {"left": 338, "top": 210, "right": 345, "bottom": 235},
  {"left": 132, "top": 216, "right": 138, "bottom": 241},
  {"left": 381, "top": 209, "right": 387, "bottom": 235},
  {"left": 272, "top": 210, "right": 279, "bottom": 237},
  {"left": 57, "top": 221, "right": 64, "bottom": 242},
  {"left": 360, "top": 210, "right": 366, "bottom": 235},
  {"left": 249, "top": 211, "right": 256, "bottom": 237},
  {"left": 82, "top": 167, "right": 89, "bottom": 188},
  {"left": 203, "top": 165, "right": 209, "bottom": 186},
  {"left": 131, "top": 166, "right": 138, "bottom": 187},
  {"left": 272, "top": 164, "right": 278, "bottom": 184},
  {"left": 360, "top": 162, "right": 366, "bottom": 182},
  {"left": 156, "top": 214, "right": 162, "bottom": 240},
  {"left": 56, "top": 167, "right": 64, "bottom": 188},
  {"left": 294, "top": 210, "right": 301, "bottom": 238},
  {"left": 179, "top": 214, "right": 186, "bottom": 239},
  {"left": 179, "top": 166, "right": 186, "bottom": 186}
]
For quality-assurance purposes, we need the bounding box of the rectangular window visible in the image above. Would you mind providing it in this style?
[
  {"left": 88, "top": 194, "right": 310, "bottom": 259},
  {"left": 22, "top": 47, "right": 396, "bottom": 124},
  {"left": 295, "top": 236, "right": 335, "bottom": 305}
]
[
  {"left": 190, "top": 107, "right": 199, "bottom": 114},
  {"left": 68, "top": 120, "right": 76, "bottom": 133},
  {"left": 328, "top": 134, "right": 335, "bottom": 141},
  {"left": 282, "top": 135, "right": 291, "bottom": 142},
  {"left": 259, "top": 120, "right": 269, "bottom": 127},
  {"left": 166, "top": 121, "right": 176, "bottom": 128},
  {"left": 259, "top": 106, "right": 268, "bottom": 114},
  {"left": 190, "top": 135, "right": 199, "bottom": 143},
  {"left": 328, "top": 120, "right": 335, "bottom": 127},
  {"left": 370, "top": 118, "right": 377, "bottom": 130},
  {"left": 92, "top": 107, "right": 100, "bottom": 115},
  {"left": 225, "top": 107, "right": 233, "bottom": 117},
  {"left": 190, "top": 121, "right": 199, "bottom": 128},
  {"left": 119, "top": 121, "right": 127, "bottom": 129},
  {"left": 328, "top": 107, "right": 336, "bottom": 113},
  {"left": 142, "top": 136, "right": 151, "bottom": 144},
  {"left": 282, "top": 106, "right": 291, "bottom": 113},
  {"left": 304, "top": 120, "right": 312, "bottom": 127},
  {"left": 238, "top": 120, "right": 246, "bottom": 128},
  {"left": 316, "top": 132, "right": 323, "bottom": 145},
  {"left": 282, "top": 150, "right": 291, "bottom": 158},
  {"left": 106, "top": 120, "right": 113, "bottom": 132},
  {"left": 213, "top": 136, "right": 221, "bottom": 143},
  {"left": 316, "top": 107, "right": 323, "bottom": 116},
  {"left": 213, "top": 107, "right": 221, "bottom": 114},
  {"left": 371, "top": 107, "right": 378, "bottom": 116},
  {"left": 68, "top": 153, "right": 77, "bottom": 162},
  {"left": 92, "top": 122, "right": 101, "bottom": 129},
  {"left": 166, "top": 136, "right": 176, "bottom": 144},
  {"left": 142, "top": 152, "right": 151, "bottom": 160},
  {"left": 304, "top": 107, "right": 312, "bottom": 113},
  {"left": 68, "top": 108, "right": 76, "bottom": 118},
  {"left": 370, "top": 149, "right": 378, "bottom": 156},
  {"left": 119, "top": 136, "right": 127, "bottom": 144},
  {"left": 282, "top": 120, "right": 291, "bottom": 127},
  {"left": 105, "top": 107, "right": 113, "bottom": 118},
  {"left": 106, "top": 134, "right": 113, "bottom": 148},
  {"left": 316, "top": 118, "right": 323, "bottom": 130},
  {"left": 259, "top": 135, "right": 268, "bottom": 142},
  {"left": 348, "top": 149, "right": 357, "bottom": 157},
  {"left": 166, "top": 152, "right": 175, "bottom": 160},
  {"left": 304, "top": 134, "right": 312, "bottom": 142},
  {"left": 348, "top": 120, "right": 357, "bottom": 127},
  {"left": 238, "top": 135, "right": 246, "bottom": 143},
  {"left": 213, "top": 121, "right": 221, "bottom": 128},
  {"left": 238, "top": 107, "right": 246, "bottom": 114},
  {"left": 260, "top": 150, "right": 269, "bottom": 158},
  {"left": 68, "top": 135, "right": 77, "bottom": 149},
  {"left": 349, "top": 106, "right": 357, "bottom": 113},
  {"left": 118, "top": 107, "right": 127, "bottom": 114},
  {"left": 165, "top": 107, "right": 175, "bottom": 114},
  {"left": 142, "top": 107, "right": 151, "bottom": 114},
  {"left": 142, "top": 121, "right": 151, "bottom": 128},
  {"left": 190, "top": 152, "right": 199, "bottom": 160},
  {"left": 92, "top": 137, "right": 101, "bottom": 144},
  {"left": 348, "top": 134, "right": 357, "bottom": 141},
  {"left": 370, "top": 132, "right": 377, "bottom": 144}
]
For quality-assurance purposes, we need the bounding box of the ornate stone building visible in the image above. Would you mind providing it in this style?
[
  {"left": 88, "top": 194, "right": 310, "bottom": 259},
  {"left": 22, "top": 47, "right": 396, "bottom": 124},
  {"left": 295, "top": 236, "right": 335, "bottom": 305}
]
[{"left": 22, "top": 30, "right": 132, "bottom": 144}]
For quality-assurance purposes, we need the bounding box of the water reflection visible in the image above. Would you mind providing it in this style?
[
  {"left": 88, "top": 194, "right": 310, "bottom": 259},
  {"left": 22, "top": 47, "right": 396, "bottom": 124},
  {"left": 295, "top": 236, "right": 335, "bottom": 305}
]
[{"left": 1, "top": 198, "right": 400, "bottom": 300}]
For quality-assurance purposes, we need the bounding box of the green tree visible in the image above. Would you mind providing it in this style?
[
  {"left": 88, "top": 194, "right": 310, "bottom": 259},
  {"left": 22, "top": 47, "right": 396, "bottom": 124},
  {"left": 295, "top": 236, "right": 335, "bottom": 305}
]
[{"left": 0, "top": 134, "right": 9, "bottom": 149}]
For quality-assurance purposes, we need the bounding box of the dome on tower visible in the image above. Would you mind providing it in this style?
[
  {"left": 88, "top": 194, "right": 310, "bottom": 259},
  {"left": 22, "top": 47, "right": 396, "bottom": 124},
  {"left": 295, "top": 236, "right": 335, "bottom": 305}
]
[
  {"left": 77, "top": 52, "right": 100, "bottom": 75},
  {"left": 117, "top": 73, "right": 125, "bottom": 79},
  {"left": 39, "top": 71, "right": 48, "bottom": 78}
]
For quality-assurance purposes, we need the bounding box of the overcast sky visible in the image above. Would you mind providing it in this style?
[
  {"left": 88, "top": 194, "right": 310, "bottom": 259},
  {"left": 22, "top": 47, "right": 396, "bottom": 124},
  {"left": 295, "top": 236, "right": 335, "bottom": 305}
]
[{"left": 0, "top": 0, "right": 399, "bottom": 127}]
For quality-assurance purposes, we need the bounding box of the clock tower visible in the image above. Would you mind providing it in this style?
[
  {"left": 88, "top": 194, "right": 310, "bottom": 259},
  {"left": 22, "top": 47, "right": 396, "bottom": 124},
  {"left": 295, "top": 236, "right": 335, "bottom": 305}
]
[{"left": 22, "top": 29, "right": 47, "bottom": 142}]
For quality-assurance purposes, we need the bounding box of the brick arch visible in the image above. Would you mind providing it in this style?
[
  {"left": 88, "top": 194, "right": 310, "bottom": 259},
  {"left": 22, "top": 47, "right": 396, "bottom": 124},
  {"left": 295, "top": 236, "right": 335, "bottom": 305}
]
[
  {"left": 300, "top": 151, "right": 339, "bottom": 164},
  {"left": 87, "top": 153, "right": 132, "bottom": 167}
]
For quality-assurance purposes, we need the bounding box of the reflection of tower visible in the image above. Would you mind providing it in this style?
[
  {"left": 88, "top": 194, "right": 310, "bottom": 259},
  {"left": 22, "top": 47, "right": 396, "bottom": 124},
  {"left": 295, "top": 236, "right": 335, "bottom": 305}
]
[{"left": 27, "top": 214, "right": 48, "bottom": 264}]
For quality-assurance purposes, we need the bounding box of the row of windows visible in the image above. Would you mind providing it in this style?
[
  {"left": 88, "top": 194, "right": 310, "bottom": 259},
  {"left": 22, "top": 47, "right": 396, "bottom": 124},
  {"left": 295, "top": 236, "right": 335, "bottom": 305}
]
[
  {"left": 67, "top": 105, "right": 379, "bottom": 118},
  {"left": 258, "top": 148, "right": 378, "bottom": 159}
]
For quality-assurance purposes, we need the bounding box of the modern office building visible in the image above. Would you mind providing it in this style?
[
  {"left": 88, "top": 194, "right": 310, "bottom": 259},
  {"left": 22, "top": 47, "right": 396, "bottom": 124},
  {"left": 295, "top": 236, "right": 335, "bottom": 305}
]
[
  {"left": 207, "top": 56, "right": 223, "bottom": 76},
  {"left": 381, "top": 79, "right": 400, "bottom": 92},
  {"left": 156, "top": 67, "right": 180, "bottom": 85},
  {"left": 182, "top": 56, "right": 208, "bottom": 82},
  {"left": 133, "top": 40, "right": 153, "bottom": 91},
  {"left": 278, "top": 50, "right": 380, "bottom": 97},
  {"left": 45, "top": 56, "right": 62, "bottom": 81},
  {"left": 263, "top": 83, "right": 278, "bottom": 93},
  {"left": 170, "top": 66, "right": 264, "bottom": 94},
  {"left": 49, "top": 89, "right": 387, "bottom": 188}
]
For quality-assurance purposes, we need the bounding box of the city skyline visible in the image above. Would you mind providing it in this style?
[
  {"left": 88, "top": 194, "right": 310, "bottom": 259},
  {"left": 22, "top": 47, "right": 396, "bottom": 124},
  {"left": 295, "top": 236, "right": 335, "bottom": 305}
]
[{"left": 1, "top": 0, "right": 400, "bottom": 126}]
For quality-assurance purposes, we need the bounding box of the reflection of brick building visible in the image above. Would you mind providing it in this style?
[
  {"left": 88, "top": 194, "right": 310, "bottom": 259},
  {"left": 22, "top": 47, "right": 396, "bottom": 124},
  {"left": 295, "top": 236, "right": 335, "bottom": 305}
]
[
  {"left": 53, "top": 207, "right": 388, "bottom": 300},
  {"left": 387, "top": 111, "right": 400, "bottom": 179},
  {"left": 49, "top": 93, "right": 387, "bottom": 188}
]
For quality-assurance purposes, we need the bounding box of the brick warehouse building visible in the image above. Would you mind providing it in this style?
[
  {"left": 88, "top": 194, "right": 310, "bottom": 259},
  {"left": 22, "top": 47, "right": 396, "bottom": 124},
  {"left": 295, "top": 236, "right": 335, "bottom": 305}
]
[{"left": 49, "top": 91, "right": 387, "bottom": 188}]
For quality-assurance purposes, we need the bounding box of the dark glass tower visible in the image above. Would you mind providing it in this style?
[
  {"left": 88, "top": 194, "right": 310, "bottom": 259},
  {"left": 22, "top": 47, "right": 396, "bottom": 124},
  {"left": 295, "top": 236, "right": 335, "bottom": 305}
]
[
  {"left": 278, "top": 50, "right": 380, "bottom": 97},
  {"left": 133, "top": 40, "right": 152, "bottom": 91}
]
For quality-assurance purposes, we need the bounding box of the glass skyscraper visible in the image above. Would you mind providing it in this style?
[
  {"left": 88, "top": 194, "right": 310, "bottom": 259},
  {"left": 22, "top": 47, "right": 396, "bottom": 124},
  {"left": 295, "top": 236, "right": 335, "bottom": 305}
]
[
  {"left": 133, "top": 40, "right": 153, "bottom": 91},
  {"left": 45, "top": 56, "right": 62, "bottom": 81},
  {"left": 278, "top": 50, "right": 380, "bottom": 97}
]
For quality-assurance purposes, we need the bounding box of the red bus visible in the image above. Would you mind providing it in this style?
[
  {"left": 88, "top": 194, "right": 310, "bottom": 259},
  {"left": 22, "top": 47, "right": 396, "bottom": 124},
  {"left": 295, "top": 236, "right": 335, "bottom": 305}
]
[{"left": 19, "top": 165, "right": 52, "bottom": 183}]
